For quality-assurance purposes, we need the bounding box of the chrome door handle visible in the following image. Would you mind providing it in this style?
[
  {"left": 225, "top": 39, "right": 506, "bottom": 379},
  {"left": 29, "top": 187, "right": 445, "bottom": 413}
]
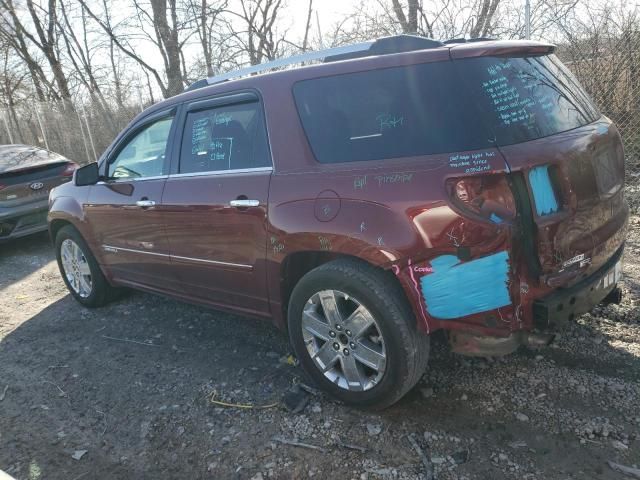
[
  {"left": 230, "top": 199, "right": 260, "bottom": 207},
  {"left": 136, "top": 200, "right": 156, "bottom": 207}
]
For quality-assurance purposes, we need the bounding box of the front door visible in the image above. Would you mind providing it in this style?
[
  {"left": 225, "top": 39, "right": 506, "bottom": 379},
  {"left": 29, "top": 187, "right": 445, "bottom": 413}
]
[
  {"left": 161, "top": 93, "right": 273, "bottom": 316},
  {"left": 85, "top": 110, "right": 179, "bottom": 291}
]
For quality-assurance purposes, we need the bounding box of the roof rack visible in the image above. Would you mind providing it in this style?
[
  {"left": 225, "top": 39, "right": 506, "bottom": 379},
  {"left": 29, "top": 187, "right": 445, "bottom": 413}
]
[{"left": 186, "top": 35, "right": 445, "bottom": 91}]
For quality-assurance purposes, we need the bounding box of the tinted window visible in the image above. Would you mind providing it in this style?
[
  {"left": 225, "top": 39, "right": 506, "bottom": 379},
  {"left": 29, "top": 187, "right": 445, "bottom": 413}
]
[
  {"left": 457, "top": 54, "right": 600, "bottom": 145},
  {"left": 179, "top": 101, "right": 270, "bottom": 173},
  {"left": 108, "top": 116, "right": 173, "bottom": 179},
  {"left": 293, "top": 62, "right": 492, "bottom": 163}
]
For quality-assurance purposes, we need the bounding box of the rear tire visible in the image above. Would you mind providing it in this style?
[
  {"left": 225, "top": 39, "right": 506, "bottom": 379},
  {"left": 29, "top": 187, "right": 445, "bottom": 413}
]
[
  {"left": 55, "top": 225, "right": 117, "bottom": 307},
  {"left": 287, "top": 259, "right": 430, "bottom": 410}
]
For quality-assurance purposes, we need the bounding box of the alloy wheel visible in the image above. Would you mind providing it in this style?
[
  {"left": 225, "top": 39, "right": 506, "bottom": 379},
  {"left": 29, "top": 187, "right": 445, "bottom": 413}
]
[
  {"left": 60, "top": 238, "right": 93, "bottom": 298},
  {"left": 301, "top": 290, "right": 387, "bottom": 391}
]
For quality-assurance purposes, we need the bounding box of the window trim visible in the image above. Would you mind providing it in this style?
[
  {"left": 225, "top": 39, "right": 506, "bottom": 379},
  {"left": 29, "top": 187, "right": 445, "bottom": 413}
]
[
  {"left": 167, "top": 166, "right": 273, "bottom": 180},
  {"left": 172, "top": 89, "right": 273, "bottom": 176},
  {"left": 102, "top": 107, "right": 178, "bottom": 182}
]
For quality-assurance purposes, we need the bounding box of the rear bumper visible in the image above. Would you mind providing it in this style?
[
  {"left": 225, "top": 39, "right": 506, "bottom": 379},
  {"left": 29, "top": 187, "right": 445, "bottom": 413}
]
[
  {"left": 533, "top": 244, "right": 624, "bottom": 329},
  {"left": 0, "top": 199, "right": 49, "bottom": 242}
]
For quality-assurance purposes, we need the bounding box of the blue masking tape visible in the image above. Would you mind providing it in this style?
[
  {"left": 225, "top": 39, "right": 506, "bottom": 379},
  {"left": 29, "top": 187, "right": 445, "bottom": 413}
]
[
  {"left": 529, "top": 165, "right": 558, "bottom": 216},
  {"left": 420, "top": 251, "right": 511, "bottom": 319}
]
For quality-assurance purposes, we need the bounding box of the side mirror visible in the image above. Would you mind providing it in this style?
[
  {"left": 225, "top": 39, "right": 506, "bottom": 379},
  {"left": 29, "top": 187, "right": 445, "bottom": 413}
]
[{"left": 75, "top": 162, "right": 100, "bottom": 186}]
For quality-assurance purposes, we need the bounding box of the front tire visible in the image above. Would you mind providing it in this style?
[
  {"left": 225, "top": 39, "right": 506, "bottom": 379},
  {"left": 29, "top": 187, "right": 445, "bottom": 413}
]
[
  {"left": 55, "top": 225, "right": 117, "bottom": 307},
  {"left": 288, "top": 259, "right": 430, "bottom": 409}
]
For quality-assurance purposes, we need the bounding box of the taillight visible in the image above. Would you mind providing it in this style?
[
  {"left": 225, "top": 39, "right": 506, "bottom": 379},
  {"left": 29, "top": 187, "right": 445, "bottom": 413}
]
[
  {"left": 448, "top": 175, "right": 516, "bottom": 224},
  {"left": 62, "top": 162, "right": 78, "bottom": 177}
]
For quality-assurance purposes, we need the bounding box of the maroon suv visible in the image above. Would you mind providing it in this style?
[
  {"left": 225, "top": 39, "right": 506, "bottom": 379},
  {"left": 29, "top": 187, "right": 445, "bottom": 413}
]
[{"left": 48, "top": 36, "right": 628, "bottom": 409}]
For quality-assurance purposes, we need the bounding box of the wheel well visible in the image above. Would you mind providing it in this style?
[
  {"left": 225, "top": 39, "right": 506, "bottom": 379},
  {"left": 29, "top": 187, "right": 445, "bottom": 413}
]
[
  {"left": 279, "top": 252, "right": 407, "bottom": 323},
  {"left": 49, "top": 219, "right": 72, "bottom": 242}
]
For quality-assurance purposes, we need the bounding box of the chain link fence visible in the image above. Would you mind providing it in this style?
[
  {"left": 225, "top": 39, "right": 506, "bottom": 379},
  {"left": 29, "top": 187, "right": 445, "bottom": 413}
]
[{"left": 1, "top": 31, "right": 639, "bottom": 212}]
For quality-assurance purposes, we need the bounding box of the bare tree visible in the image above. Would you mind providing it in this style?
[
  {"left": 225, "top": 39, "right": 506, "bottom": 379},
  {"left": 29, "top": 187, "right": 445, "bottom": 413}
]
[
  {"left": 233, "top": 0, "right": 285, "bottom": 65},
  {"left": 185, "top": 0, "right": 228, "bottom": 77},
  {"left": 0, "top": 0, "right": 57, "bottom": 100},
  {"left": 79, "top": 0, "right": 188, "bottom": 98}
]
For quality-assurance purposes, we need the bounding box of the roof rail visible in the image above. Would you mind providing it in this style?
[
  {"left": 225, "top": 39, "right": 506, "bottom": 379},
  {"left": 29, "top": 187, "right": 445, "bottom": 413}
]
[
  {"left": 193, "top": 41, "right": 374, "bottom": 89},
  {"left": 186, "top": 35, "right": 445, "bottom": 91},
  {"left": 443, "top": 37, "right": 496, "bottom": 44}
]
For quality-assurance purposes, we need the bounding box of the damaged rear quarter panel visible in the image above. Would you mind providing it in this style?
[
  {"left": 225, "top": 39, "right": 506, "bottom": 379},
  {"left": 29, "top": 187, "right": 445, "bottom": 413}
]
[{"left": 267, "top": 148, "right": 521, "bottom": 335}]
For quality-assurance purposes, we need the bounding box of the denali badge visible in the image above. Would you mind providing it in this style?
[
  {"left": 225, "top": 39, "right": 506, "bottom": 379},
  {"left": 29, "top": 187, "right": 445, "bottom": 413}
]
[
  {"left": 562, "top": 253, "right": 585, "bottom": 269},
  {"left": 29, "top": 182, "right": 44, "bottom": 190}
]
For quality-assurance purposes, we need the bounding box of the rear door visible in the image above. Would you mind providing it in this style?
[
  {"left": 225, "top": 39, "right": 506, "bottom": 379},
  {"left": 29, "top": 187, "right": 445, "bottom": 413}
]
[
  {"left": 85, "top": 109, "right": 180, "bottom": 290},
  {"left": 161, "top": 92, "right": 273, "bottom": 316},
  {"left": 454, "top": 53, "right": 628, "bottom": 284}
]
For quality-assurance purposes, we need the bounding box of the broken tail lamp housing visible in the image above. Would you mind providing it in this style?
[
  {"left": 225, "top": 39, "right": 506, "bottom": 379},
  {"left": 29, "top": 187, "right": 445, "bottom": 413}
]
[{"left": 447, "top": 175, "right": 516, "bottom": 224}]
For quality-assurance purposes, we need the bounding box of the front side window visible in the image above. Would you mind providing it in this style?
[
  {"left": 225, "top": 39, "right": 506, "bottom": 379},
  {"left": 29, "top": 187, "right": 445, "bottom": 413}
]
[
  {"left": 108, "top": 116, "right": 174, "bottom": 179},
  {"left": 179, "top": 101, "right": 270, "bottom": 174}
]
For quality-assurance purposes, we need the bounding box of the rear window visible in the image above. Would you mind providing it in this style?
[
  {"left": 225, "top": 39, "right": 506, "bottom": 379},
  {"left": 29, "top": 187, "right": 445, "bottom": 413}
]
[
  {"left": 457, "top": 54, "right": 600, "bottom": 146},
  {"left": 293, "top": 62, "right": 491, "bottom": 163},
  {"left": 293, "top": 55, "right": 600, "bottom": 164}
]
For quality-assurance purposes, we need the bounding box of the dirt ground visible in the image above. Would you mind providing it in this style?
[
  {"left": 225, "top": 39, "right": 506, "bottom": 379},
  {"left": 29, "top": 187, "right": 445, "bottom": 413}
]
[{"left": 0, "top": 217, "right": 639, "bottom": 480}]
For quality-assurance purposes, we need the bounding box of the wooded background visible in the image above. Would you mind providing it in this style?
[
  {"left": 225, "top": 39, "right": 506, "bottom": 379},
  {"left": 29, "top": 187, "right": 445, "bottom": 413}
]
[{"left": 0, "top": 0, "right": 638, "bottom": 197}]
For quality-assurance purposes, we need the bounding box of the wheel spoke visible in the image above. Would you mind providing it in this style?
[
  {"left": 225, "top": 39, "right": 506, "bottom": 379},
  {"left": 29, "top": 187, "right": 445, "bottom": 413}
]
[
  {"left": 353, "top": 339, "right": 386, "bottom": 372},
  {"left": 78, "top": 275, "right": 92, "bottom": 296},
  {"left": 343, "top": 305, "right": 375, "bottom": 339},
  {"left": 313, "top": 342, "right": 340, "bottom": 372},
  {"left": 317, "top": 290, "right": 343, "bottom": 326},
  {"left": 340, "top": 355, "right": 364, "bottom": 390},
  {"left": 302, "top": 308, "right": 332, "bottom": 341},
  {"left": 77, "top": 261, "right": 91, "bottom": 276}
]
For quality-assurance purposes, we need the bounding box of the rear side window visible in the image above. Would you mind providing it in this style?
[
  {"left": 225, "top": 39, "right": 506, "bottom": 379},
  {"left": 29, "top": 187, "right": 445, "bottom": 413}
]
[
  {"left": 293, "top": 62, "right": 492, "bottom": 163},
  {"left": 457, "top": 54, "right": 600, "bottom": 146},
  {"left": 179, "top": 101, "right": 271, "bottom": 173},
  {"left": 294, "top": 55, "right": 601, "bottom": 164}
]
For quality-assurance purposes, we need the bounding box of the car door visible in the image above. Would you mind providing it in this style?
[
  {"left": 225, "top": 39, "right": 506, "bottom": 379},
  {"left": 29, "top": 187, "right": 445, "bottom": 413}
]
[
  {"left": 161, "top": 92, "right": 273, "bottom": 316},
  {"left": 85, "top": 108, "right": 180, "bottom": 291}
]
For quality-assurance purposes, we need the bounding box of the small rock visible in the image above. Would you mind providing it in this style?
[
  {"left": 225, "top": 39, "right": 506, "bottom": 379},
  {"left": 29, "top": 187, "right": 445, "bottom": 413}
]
[
  {"left": 366, "top": 423, "right": 382, "bottom": 436},
  {"left": 498, "top": 453, "right": 508, "bottom": 462},
  {"left": 611, "top": 440, "right": 629, "bottom": 450},
  {"left": 515, "top": 412, "right": 529, "bottom": 422},
  {"left": 177, "top": 426, "right": 185, "bottom": 436},
  {"left": 420, "top": 387, "right": 434, "bottom": 399},
  {"left": 460, "top": 394, "right": 468, "bottom": 401},
  {"left": 140, "top": 421, "right": 151, "bottom": 439},
  {"left": 451, "top": 449, "right": 469, "bottom": 464},
  {"left": 508, "top": 440, "right": 527, "bottom": 449},
  {"left": 250, "top": 473, "right": 264, "bottom": 480},
  {"left": 71, "top": 450, "right": 88, "bottom": 461}
]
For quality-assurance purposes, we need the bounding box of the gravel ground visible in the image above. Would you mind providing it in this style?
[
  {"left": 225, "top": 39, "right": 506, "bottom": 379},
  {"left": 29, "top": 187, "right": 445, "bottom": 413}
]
[{"left": 0, "top": 215, "right": 638, "bottom": 480}]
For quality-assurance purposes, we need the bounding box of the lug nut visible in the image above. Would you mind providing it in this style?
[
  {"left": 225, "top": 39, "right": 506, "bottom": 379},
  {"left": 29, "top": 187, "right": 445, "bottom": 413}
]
[
  {"left": 335, "top": 325, "right": 342, "bottom": 331},
  {"left": 349, "top": 342, "right": 356, "bottom": 349},
  {"left": 329, "top": 331, "right": 336, "bottom": 338},
  {"left": 343, "top": 348, "right": 350, "bottom": 356},
  {"left": 345, "top": 329, "right": 352, "bottom": 336},
  {"left": 333, "top": 342, "right": 340, "bottom": 351}
]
